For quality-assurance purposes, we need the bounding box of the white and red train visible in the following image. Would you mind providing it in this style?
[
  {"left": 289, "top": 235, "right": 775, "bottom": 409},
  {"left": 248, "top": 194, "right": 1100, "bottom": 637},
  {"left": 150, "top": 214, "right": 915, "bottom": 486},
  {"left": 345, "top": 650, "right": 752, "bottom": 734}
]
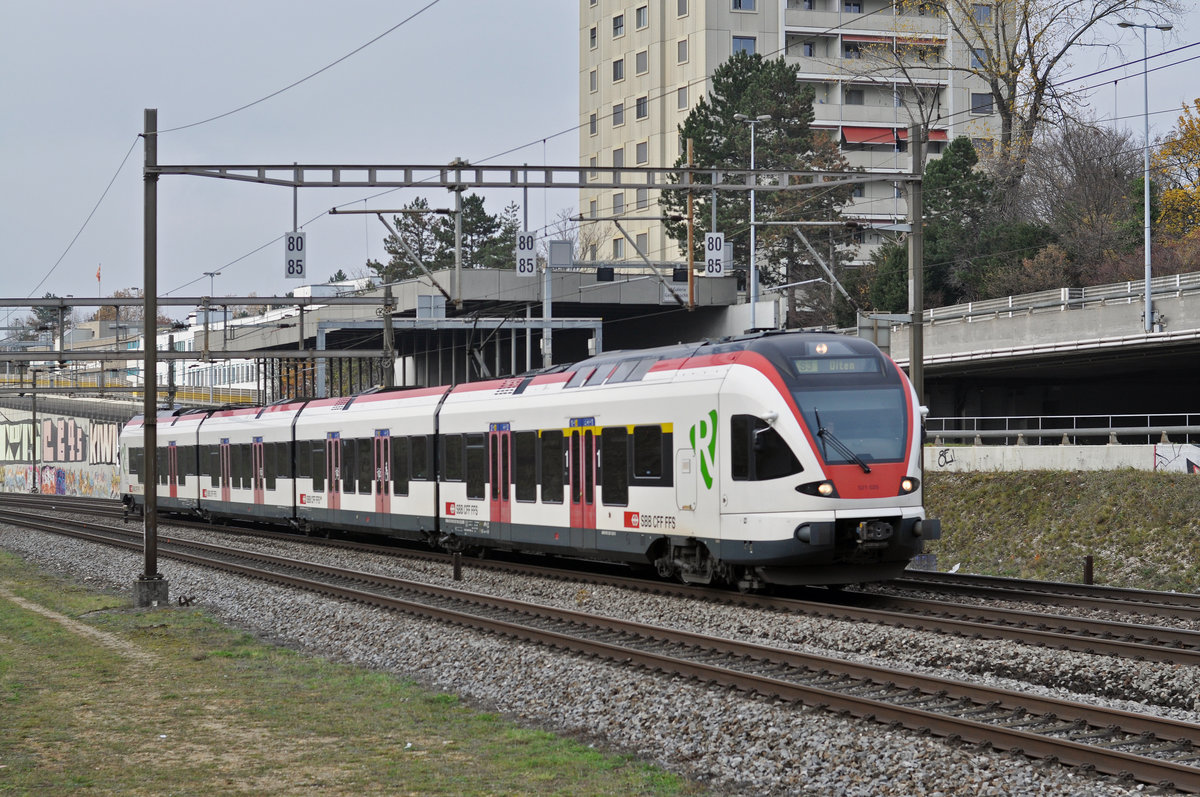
[{"left": 120, "top": 331, "right": 939, "bottom": 589}]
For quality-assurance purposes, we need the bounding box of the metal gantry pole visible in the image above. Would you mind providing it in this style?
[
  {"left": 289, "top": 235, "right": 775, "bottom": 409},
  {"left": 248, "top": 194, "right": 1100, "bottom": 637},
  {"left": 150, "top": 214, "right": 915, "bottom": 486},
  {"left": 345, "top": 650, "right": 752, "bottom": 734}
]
[{"left": 907, "top": 124, "right": 926, "bottom": 404}]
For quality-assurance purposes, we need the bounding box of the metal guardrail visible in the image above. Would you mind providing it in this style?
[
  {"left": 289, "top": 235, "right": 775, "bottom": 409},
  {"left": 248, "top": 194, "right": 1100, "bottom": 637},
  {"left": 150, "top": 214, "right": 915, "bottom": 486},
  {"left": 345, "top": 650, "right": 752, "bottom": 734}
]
[{"left": 927, "top": 414, "right": 1200, "bottom": 445}]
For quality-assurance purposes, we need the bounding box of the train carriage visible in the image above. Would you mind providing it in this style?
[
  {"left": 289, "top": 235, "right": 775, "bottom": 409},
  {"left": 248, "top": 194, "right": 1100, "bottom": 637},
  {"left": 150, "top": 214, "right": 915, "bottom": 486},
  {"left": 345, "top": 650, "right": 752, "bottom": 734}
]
[{"left": 120, "top": 331, "right": 939, "bottom": 589}]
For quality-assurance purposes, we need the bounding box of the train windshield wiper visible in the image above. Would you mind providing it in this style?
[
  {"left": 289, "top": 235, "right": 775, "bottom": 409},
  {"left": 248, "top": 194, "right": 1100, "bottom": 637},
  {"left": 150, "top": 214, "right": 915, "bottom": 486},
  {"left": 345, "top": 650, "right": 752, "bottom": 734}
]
[{"left": 814, "top": 408, "right": 871, "bottom": 473}]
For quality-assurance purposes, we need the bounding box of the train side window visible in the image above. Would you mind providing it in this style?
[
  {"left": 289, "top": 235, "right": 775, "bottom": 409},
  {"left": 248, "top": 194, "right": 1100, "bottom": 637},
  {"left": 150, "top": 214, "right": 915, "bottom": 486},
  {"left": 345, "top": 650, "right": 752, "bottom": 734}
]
[
  {"left": 295, "top": 442, "right": 310, "bottom": 479},
  {"left": 513, "top": 431, "right": 538, "bottom": 501},
  {"left": 392, "top": 435, "right": 410, "bottom": 496},
  {"left": 157, "top": 447, "right": 168, "bottom": 485},
  {"left": 632, "top": 426, "right": 663, "bottom": 478},
  {"left": 312, "top": 441, "right": 326, "bottom": 492},
  {"left": 540, "top": 430, "right": 564, "bottom": 503},
  {"left": 340, "top": 438, "right": 355, "bottom": 493},
  {"left": 264, "top": 443, "right": 277, "bottom": 490},
  {"left": 565, "top": 366, "right": 595, "bottom": 388},
  {"left": 626, "top": 357, "right": 657, "bottom": 382},
  {"left": 411, "top": 435, "right": 429, "bottom": 480},
  {"left": 442, "top": 434, "right": 464, "bottom": 481},
  {"left": 731, "top": 414, "right": 802, "bottom": 481},
  {"left": 357, "top": 438, "right": 374, "bottom": 493},
  {"left": 465, "top": 433, "right": 486, "bottom": 500},
  {"left": 600, "top": 427, "right": 629, "bottom": 505},
  {"left": 604, "top": 360, "right": 636, "bottom": 384}
]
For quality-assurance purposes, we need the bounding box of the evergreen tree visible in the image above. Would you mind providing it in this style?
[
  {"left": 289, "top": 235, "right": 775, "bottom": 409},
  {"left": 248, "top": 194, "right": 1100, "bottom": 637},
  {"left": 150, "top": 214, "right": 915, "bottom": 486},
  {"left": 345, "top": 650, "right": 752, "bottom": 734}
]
[{"left": 370, "top": 197, "right": 440, "bottom": 284}]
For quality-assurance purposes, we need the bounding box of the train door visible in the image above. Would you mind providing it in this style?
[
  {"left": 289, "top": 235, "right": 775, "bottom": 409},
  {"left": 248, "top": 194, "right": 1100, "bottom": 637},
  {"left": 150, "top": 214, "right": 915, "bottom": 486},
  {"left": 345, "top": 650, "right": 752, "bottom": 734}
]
[
  {"left": 488, "top": 426, "right": 511, "bottom": 533},
  {"left": 252, "top": 437, "right": 265, "bottom": 504},
  {"left": 374, "top": 430, "right": 391, "bottom": 514},
  {"left": 167, "top": 442, "right": 178, "bottom": 499},
  {"left": 675, "top": 448, "right": 697, "bottom": 512},
  {"left": 219, "top": 439, "right": 232, "bottom": 502},
  {"left": 326, "top": 432, "right": 341, "bottom": 511},
  {"left": 568, "top": 427, "right": 596, "bottom": 535}
]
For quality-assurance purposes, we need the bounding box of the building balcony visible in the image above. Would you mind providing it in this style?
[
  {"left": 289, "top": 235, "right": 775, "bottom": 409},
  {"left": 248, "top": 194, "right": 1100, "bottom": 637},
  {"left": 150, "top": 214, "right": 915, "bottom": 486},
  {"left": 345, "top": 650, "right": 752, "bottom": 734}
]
[{"left": 783, "top": 8, "right": 947, "bottom": 39}]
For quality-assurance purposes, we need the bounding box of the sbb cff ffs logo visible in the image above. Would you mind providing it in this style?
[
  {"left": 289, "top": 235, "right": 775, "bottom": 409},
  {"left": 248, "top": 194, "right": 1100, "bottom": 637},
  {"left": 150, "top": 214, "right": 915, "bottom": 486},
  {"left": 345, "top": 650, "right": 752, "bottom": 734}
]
[{"left": 624, "top": 511, "right": 640, "bottom": 528}]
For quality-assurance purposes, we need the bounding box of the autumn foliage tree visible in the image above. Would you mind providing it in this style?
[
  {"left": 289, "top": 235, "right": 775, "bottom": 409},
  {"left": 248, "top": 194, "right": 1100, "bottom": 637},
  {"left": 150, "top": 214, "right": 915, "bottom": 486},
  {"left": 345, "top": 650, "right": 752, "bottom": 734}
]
[{"left": 1154, "top": 99, "right": 1200, "bottom": 238}]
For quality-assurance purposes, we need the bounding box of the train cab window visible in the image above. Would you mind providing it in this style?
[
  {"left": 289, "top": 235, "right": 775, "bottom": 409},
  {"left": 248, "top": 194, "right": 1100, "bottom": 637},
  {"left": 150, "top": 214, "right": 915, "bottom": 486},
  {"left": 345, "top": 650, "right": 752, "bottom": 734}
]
[
  {"left": 731, "top": 415, "right": 802, "bottom": 481},
  {"left": 513, "top": 431, "right": 538, "bottom": 501},
  {"left": 392, "top": 436, "right": 410, "bottom": 496},
  {"left": 565, "top": 366, "right": 595, "bottom": 388},
  {"left": 600, "top": 427, "right": 629, "bottom": 505},
  {"left": 411, "top": 435, "right": 429, "bottom": 480},
  {"left": 312, "top": 441, "right": 326, "bottom": 492},
  {"left": 465, "top": 434, "right": 486, "bottom": 500},
  {"left": 442, "top": 434, "right": 464, "bottom": 481},
  {"left": 540, "top": 430, "right": 564, "bottom": 503},
  {"left": 632, "top": 426, "right": 663, "bottom": 478}
]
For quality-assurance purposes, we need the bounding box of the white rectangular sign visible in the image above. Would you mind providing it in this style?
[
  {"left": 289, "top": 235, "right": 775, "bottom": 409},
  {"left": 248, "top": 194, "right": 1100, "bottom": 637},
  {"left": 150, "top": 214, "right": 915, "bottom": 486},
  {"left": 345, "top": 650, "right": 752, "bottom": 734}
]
[
  {"left": 515, "top": 231, "right": 537, "bottom": 276},
  {"left": 704, "top": 232, "right": 725, "bottom": 277},
  {"left": 284, "top": 231, "right": 306, "bottom": 280}
]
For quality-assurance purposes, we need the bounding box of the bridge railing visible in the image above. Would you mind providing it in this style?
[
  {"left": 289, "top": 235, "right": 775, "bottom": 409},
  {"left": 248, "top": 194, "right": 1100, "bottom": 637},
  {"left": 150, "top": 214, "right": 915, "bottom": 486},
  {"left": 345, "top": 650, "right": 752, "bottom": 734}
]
[{"left": 926, "top": 414, "right": 1200, "bottom": 445}]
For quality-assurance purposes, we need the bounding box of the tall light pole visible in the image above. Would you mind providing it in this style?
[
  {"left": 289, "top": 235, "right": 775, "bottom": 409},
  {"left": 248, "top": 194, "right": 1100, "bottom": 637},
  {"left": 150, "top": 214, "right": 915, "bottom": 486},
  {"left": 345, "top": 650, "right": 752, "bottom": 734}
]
[
  {"left": 734, "top": 113, "right": 771, "bottom": 331},
  {"left": 1118, "top": 20, "right": 1172, "bottom": 333},
  {"left": 203, "top": 270, "right": 221, "bottom": 297}
]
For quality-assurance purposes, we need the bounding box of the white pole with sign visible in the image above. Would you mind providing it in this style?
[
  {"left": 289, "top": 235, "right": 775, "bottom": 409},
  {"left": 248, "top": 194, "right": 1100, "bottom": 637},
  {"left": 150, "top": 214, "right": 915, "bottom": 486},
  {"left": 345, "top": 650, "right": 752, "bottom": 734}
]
[
  {"left": 515, "top": 231, "right": 537, "bottom": 276},
  {"left": 704, "top": 232, "right": 725, "bottom": 277},
  {"left": 284, "top": 231, "right": 306, "bottom": 280}
]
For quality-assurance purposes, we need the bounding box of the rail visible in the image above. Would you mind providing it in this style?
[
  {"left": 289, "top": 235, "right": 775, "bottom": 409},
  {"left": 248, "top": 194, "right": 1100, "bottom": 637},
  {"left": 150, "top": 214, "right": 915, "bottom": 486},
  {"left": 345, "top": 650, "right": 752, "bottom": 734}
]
[{"left": 926, "top": 413, "right": 1200, "bottom": 445}]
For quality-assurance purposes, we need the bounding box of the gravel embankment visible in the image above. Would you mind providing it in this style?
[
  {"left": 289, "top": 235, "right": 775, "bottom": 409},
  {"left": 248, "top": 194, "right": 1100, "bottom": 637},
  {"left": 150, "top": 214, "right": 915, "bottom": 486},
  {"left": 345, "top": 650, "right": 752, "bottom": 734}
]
[{"left": 2, "top": 521, "right": 1192, "bottom": 796}]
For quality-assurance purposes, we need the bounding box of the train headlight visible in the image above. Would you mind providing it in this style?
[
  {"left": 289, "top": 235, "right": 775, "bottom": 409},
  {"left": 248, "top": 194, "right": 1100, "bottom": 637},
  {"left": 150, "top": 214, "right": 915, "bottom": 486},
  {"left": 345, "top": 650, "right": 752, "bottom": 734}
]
[
  {"left": 899, "top": 477, "right": 920, "bottom": 494},
  {"left": 796, "top": 480, "right": 838, "bottom": 498}
]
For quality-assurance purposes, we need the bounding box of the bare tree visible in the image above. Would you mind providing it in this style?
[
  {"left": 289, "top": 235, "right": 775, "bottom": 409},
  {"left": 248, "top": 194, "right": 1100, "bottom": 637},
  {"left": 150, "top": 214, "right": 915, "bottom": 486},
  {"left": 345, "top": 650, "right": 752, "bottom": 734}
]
[{"left": 545, "top": 207, "right": 610, "bottom": 264}]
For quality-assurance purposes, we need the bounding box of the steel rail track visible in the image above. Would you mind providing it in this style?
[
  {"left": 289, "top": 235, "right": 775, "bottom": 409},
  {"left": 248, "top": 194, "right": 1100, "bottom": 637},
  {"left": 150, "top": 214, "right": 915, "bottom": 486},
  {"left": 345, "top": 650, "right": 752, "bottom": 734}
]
[{"left": 3, "top": 508, "right": 1200, "bottom": 792}]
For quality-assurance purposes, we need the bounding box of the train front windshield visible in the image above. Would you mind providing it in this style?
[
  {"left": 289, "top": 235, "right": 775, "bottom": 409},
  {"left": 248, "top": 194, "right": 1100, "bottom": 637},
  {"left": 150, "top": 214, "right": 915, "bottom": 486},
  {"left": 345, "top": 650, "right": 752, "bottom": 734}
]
[{"left": 782, "top": 341, "right": 908, "bottom": 465}]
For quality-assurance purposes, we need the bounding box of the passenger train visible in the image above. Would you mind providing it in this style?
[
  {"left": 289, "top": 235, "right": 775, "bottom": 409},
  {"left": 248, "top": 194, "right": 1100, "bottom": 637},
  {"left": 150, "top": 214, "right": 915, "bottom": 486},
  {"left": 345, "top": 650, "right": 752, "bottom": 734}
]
[{"left": 120, "top": 331, "right": 940, "bottom": 590}]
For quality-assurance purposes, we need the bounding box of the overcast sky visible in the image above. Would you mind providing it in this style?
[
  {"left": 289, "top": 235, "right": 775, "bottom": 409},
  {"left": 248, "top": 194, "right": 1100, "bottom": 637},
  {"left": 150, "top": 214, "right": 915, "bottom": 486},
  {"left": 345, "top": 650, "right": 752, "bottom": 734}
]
[{"left": 1, "top": 1, "right": 1197, "bottom": 320}]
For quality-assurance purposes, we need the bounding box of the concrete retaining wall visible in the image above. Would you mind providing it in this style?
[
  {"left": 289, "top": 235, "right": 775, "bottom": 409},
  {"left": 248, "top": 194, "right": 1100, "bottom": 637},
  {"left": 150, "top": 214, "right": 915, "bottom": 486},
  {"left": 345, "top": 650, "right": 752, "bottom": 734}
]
[{"left": 924, "top": 443, "right": 1200, "bottom": 473}]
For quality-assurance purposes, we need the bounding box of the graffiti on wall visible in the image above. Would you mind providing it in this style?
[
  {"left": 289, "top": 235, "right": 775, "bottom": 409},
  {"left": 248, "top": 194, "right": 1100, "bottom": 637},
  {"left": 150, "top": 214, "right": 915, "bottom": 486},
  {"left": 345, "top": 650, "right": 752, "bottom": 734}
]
[
  {"left": 0, "top": 413, "right": 122, "bottom": 498},
  {"left": 1153, "top": 443, "right": 1200, "bottom": 473}
]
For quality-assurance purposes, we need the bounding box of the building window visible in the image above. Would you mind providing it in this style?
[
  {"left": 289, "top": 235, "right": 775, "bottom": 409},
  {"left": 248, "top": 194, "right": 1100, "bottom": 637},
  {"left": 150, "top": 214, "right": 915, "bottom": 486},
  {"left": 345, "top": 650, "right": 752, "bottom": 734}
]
[
  {"left": 589, "top": 155, "right": 598, "bottom": 180},
  {"left": 613, "top": 14, "right": 624, "bottom": 37},
  {"left": 677, "top": 86, "right": 688, "bottom": 109},
  {"left": 589, "top": 26, "right": 597, "bottom": 49},
  {"left": 613, "top": 192, "right": 625, "bottom": 215},
  {"left": 972, "top": 3, "right": 992, "bottom": 23},
  {"left": 636, "top": 187, "right": 648, "bottom": 209},
  {"left": 845, "top": 1, "right": 862, "bottom": 12},
  {"left": 613, "top": 102, "right": 625, "bottom": 126},
  {"left": 589, "top": 113, "right": 597, "bottom": 135},
  {"left": 590, "top": 69, "right": 597, "bottom": 92},
  {"left": 636, "top": 232, "right": 648, "bottom": 254},
  {"left": 678, "top": 0, "right": 688, "bottom": 16},
  {"left": 636, "top": 49, "right": 648, "bottom": 74},
  {"left": 613, "top": 238, "right": 625, "bottom": 259},
  {"left": 970, "top": 92, "right": 993, "bottom": 114},
  {"left": 636, "top": 5, "right": 648, "bottom": 28},
  {"left": 802, "top": 41, "right": 815, "bottom": 57},
  {"left": 733, "top": 0, "right": 756, "bottom": 9},
  {"left": 635, "top": 95, "right": 648, "bottom": 118},
  {"left": 971, "top": 47, "right": 985, "bottom": 68},
  {"left": 845, "top": 89, "right": 864, "bottom": 105},
  {"left": 587, "top": 244, "right": 597, "bottom": 261},
  {"left": 589, "top": 199, "right": 598, "bottom": 218},
  {"left": 843, "top": 42, "right": 861, "bottom": 59},
  {"left": 613, "top": 58, "right": 625, "bottom": 82},
  {"left": 613, "top": 146, "right": 624, "bottom": 168},
  {"left": 678, "top": 39, "right": 689, "bottom": 63},
  {"left": 733, "top": 36, "right": 756, "bottom": 55},
  {"left": 636, "top": 141, "right": 648, "bottom": 163}
]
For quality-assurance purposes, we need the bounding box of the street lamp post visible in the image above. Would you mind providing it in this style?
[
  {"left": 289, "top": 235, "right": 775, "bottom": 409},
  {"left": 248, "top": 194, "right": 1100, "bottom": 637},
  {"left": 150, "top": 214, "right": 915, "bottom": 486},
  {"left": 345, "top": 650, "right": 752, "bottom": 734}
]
[
  {"left": 734, "top": 113, "right": 771, "bottom": 331},
  {"left": 1118, "top": 20, "right": 1172, "bottom": 333}
]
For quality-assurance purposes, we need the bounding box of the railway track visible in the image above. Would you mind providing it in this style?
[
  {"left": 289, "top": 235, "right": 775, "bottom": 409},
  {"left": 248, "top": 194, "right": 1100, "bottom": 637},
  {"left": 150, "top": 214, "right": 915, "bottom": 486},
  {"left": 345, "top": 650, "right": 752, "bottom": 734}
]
[
  {"left": 7, "top": 494, "right": 1200, "bottom": 668},
  {"left": 2, "top": 502, "right": 1200, "bottom": 792}
]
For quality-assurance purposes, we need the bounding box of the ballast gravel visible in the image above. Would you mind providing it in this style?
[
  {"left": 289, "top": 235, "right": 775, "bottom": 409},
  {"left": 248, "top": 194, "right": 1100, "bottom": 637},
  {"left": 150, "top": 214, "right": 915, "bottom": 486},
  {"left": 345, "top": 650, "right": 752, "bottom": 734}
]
[{"left": 1, "top": 521, "right": 1192, "bottom": 796}]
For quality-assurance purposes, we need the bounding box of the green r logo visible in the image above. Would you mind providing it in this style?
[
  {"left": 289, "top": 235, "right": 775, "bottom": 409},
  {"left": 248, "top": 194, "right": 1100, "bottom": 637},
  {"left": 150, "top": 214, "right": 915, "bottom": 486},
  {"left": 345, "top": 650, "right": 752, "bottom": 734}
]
[{"left": 690, "top": 409, "right": 718, "bottom": 490}]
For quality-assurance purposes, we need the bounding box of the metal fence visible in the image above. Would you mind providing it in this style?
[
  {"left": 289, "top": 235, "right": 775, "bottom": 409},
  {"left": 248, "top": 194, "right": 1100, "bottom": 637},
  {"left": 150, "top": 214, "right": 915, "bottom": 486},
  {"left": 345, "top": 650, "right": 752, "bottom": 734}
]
[{"left": 926, "top": 414, "right": 1200, "bottom": 446}]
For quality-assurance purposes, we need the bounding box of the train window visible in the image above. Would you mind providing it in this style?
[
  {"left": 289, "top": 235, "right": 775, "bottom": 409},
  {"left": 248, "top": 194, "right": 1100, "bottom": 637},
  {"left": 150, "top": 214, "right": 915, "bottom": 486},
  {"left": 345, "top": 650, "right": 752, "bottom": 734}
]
[
  {"left": 295, "top": 442, "right": 309, "bottom": 479},
  {"left": 565, "top": 366, "right": 595, "bottom": 388},
  {"left": 465, "top": 434, "right": 486, "bottom": 500},
  {"left": 156, "top": 447, "right": 168, "bottom": 485},
  {"left": 601, "top": 427, "right": 629, "bottom": 505},
  {"left": 626, "top": 357, "right": 657, "bottom": 382},
  {"left": 312, "top": 441, "right": 326, "bottom": 492},
  {"left": 357, "top": 438, "right": 374, "bottom": 493},
  {"left": 540, "top": 430, "right": 564, "bottom": 503},
  {"left": 731, "top": 415, "right": 803, "bottom": 481},
  {"left": 392, "top": 436, "right": 410, "bottom": 496},
  {"left": 513, "top": 432, "right": 537, "bottom": 502},
  {"left": 240, "top": 444, "right": 253, "bottom": 490},
  {"left": 412, "top": 435, "right": 429, "bottom": 480},
  {"left": 585, "top": 366, "right": 613, "bottom": 386},
  {"left": 181, "top": 446, "right": 196, "bottom": 479},
  {"left": 632, "top": 426, "right": 663, "bottom": 478},
  {"left": 263, "top": 443, "right": 276, "bottom": 490},
  {"left": 442, "top": 434, "right": 464, "bottom": 481},
  {"left": 604, "top": 360, "right": 637, "bottom": 384}
]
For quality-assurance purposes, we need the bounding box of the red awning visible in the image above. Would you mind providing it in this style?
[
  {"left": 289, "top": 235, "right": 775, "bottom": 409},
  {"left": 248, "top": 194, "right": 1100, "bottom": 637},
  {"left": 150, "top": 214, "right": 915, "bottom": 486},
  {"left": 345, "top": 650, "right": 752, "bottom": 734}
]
[
  {"left": 896, "top": 128, "right": 949, "bottom": 142},
  {"left": 843, "top": 126, "right": 896, "bottom": 145},
  {"left": 842, "top": 34, "right": 892, "bottom": 44}
]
